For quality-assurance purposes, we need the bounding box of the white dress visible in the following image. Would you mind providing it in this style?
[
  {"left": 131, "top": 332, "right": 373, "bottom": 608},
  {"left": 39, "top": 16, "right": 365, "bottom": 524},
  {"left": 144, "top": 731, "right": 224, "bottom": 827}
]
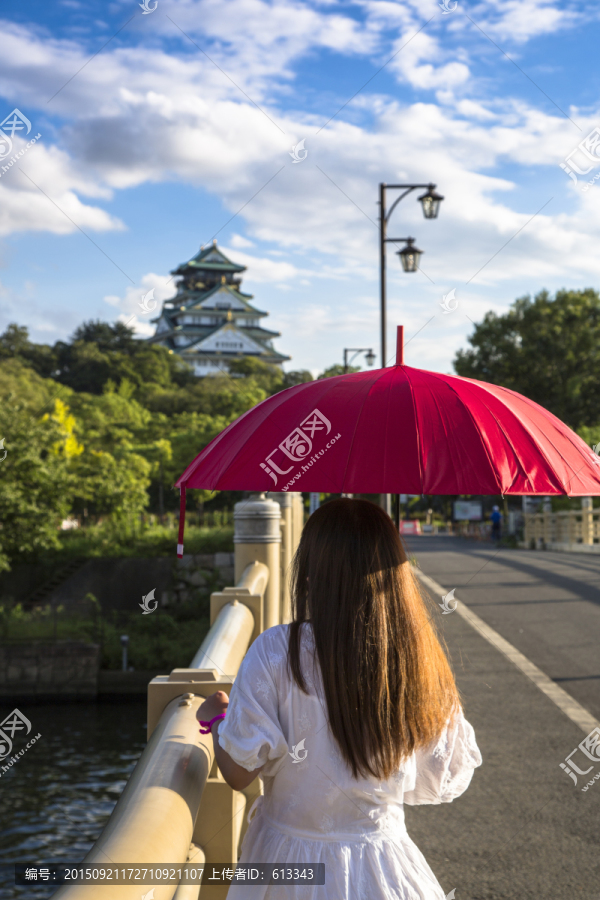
[{"left": 218, "top": 623, "right": 482, "bottom": 899}]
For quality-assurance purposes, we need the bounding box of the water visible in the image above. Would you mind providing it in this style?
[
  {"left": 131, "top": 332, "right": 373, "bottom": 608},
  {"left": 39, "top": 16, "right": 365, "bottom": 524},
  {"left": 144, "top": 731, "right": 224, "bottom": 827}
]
[{"left": 0, "top": 700, "right": 147, "bottom": 898}]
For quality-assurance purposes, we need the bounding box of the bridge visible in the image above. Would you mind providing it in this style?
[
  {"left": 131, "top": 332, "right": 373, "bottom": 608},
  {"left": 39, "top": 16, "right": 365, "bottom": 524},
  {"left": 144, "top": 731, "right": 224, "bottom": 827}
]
[
  {"left": 52, "top": 491, "right": 304, "bottom": 900},
  {"left": 49, "top": 504, "right": 600, "bottom": 899}
]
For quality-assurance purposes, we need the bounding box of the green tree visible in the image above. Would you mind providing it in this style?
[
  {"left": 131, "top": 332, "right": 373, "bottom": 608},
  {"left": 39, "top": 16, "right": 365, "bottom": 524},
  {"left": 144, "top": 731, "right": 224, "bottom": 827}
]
[
  {"left": 70, "top": 319, "right": 136, "bottom": 352},
  {"left": 0, "top": 323, "right": 58, "bottom": 378},
  {"left": 283, "top": 370, "right": 314, "bottom": 388},
  {"left": 0, "top": 404, "right": 73, "bottom": 572},
  {"left": 318, "top": 364, "right": 360, "bottom": 378},
  {"left": 454, "top": 288, "right": 600, "bottom": 429}
]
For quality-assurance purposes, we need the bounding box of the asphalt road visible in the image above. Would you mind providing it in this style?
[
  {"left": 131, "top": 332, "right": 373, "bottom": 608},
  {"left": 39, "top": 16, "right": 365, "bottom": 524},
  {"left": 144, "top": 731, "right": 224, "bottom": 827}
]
[{"left": 399, "top": 536, "right": 600, "bottom": 900}]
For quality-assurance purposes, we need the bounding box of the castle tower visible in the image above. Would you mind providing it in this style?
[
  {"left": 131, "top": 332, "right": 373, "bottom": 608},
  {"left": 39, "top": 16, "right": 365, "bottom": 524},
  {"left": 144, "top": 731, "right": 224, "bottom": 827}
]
[{"left": 148, "top": 240, "right": 290, "bottom": 376}]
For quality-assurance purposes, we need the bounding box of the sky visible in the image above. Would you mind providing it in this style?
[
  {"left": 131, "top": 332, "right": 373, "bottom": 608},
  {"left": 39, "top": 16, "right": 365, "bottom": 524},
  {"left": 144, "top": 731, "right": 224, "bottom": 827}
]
[{"left": 0, "top": 0, "right": 599, "bottom": 376}]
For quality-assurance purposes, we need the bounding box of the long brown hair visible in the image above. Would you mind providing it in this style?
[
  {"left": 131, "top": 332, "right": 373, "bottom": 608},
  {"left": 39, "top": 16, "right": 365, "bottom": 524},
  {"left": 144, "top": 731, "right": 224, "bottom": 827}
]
[{"left": 288, "top": 498, "right": 460, "bottom": 780}]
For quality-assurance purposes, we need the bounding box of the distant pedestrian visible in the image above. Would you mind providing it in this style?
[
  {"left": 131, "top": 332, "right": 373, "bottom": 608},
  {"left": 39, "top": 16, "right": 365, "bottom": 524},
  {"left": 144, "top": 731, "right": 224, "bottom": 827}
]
[{"left": 491, "top": 504, "right": 502, "bottom": 540}]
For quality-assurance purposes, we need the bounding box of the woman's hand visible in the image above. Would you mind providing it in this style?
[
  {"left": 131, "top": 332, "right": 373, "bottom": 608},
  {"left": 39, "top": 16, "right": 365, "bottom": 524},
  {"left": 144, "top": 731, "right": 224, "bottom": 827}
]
[
  {"left": 197, "top": 690, "right": 229, "bottom": 725},
  {"left": 196, "top": 689, "right": 262, "bottom": 790}
]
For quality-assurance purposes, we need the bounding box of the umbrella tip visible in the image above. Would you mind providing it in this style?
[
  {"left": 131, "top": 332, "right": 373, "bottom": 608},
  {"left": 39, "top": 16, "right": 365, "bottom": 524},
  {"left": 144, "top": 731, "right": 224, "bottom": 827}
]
[{"left": 396, "top": 325, "right": 404, "bottom": 365}]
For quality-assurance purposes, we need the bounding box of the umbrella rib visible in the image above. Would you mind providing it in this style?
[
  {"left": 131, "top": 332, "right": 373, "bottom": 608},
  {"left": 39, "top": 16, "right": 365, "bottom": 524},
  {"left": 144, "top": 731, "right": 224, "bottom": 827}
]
[
  {"left": 429, "top": 371, "right": 595, "bottom": 495},
  {"left": 476, "top": 381, "right": 591, "bottom": 495},
  {"left": 338, "top": 368, "right": 393, "bottom": 490},
  {"left": 417, "top": 370, "right": 503, "bottom": 494}
]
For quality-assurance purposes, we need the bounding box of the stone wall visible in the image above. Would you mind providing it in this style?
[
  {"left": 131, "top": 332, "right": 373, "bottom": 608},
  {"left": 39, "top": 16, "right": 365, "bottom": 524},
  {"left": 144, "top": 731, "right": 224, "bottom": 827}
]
[
  {"left": 24, "top": 552, "right": 236, "bottom": 614},
  {"left": 0, "top": 641, "right": 100, "bottom": 699}
]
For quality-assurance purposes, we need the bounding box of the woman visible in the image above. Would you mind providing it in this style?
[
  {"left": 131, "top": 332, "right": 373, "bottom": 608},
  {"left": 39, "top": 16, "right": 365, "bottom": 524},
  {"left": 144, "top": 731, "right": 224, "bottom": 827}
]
[{"left": 198, "top": 498, "right": 482, "bottom": 898}]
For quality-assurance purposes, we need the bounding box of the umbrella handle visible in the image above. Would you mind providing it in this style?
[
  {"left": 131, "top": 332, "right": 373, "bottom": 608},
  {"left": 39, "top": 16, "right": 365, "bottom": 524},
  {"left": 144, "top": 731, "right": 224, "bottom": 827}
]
[{"left": 177, "top": 486, "right": 186, "bottom": 558}]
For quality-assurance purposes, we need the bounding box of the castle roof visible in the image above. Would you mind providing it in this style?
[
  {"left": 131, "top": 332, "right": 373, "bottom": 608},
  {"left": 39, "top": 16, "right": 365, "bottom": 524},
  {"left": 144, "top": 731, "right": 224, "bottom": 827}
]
[
  {"left": 171, "top": 241, "right": 246, "bottom": 276},
  {"left": 148, "top": 239, "right": 290, "bottom": 372}
]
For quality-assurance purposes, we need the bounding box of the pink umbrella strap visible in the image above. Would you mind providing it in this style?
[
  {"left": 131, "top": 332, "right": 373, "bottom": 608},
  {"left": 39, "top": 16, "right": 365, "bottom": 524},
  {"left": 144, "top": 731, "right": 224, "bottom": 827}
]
[
  {"left": 177, "top": 486, "right": 186, "bottom": 558},
  {"left": 199, "top": 713, "right": 226, "bottom": 734}
]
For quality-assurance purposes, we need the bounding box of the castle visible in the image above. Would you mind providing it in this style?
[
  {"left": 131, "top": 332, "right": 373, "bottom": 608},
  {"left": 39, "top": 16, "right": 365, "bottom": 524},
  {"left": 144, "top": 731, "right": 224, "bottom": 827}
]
[{"left": 148, "top": 240, "right": 290, "bottom": 376}]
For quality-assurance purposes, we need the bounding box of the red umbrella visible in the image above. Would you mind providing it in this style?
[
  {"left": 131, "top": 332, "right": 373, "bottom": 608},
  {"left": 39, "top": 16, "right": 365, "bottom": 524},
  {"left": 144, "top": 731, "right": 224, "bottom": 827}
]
[{"left": 174, "top": 326, "right": 600, "bottom": 553}]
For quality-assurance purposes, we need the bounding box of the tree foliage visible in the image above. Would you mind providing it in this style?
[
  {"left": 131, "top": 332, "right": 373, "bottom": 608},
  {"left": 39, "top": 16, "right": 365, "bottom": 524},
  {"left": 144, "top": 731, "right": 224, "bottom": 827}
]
[
  {"left": 453, "top": 288, "right": 600, "bottom": 429},
  {"left": 0, "top": 403, "right": 73, "bottom": 572},
  {"left": 0, "top": 320, "right": 352, "bottom": 570}
]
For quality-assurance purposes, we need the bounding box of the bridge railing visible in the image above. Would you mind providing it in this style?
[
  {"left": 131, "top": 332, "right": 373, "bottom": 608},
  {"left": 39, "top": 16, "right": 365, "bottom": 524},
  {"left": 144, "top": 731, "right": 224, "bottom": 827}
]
[
  {"left": 524, "top": 499, "right": 600, "bottom": 550},
  {"left": 52, "top": 492, "right": 304, "bottom": 900}
]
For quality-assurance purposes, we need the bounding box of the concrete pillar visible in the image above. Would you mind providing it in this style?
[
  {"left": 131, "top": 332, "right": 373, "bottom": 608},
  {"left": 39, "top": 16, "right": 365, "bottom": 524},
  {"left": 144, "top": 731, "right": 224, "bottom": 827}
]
[{"left": 234, "top": 493, "right": 281, "bottom": 630}]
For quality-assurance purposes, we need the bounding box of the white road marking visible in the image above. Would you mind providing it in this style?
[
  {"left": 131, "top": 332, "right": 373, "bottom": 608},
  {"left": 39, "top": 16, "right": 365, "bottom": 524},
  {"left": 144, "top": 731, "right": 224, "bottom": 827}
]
[{"left": 414, "top": 568, "right": 600, "bottom": 735}]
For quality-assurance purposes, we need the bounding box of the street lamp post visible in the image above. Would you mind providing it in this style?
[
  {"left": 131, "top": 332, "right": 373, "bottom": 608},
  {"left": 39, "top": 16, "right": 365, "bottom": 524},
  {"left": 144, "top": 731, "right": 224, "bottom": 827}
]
[
  {"left": 343, "top": 347, "right": 376, "bottom": 374},
  {"left": 378, "top": 181, "right": 443, "bottom": 518},
  {"left": 378, "top": 182, "right": 444, "bottom": 367}
]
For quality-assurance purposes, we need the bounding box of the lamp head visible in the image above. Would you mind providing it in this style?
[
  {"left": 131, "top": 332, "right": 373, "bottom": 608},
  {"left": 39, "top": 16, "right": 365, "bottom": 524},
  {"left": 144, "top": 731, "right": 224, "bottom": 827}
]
[
  {"left": 397, "top": 238, "right": 423, "bottom": 273},
  {"left": 418, "top": 183, "right": 444, "bottom": 219}
]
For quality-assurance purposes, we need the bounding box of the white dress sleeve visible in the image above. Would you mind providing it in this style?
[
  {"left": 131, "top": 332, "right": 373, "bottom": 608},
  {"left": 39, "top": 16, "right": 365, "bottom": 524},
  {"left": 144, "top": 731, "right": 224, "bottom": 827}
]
[
  {"left": 403, "top": 706, "right": 482, "bottom": 805},
  {"left": 216, "top": 630, "right": 288, "bottom": 775}
]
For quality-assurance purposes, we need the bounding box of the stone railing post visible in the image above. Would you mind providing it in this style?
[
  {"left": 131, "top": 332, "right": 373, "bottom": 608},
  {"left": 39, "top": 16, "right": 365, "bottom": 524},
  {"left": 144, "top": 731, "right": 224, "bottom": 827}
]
[
  {"left": 234, "top": 493, "right": 281, "bottom": 630},
  {"left": 581, "top": 497, "right": 593, "bottom": 545}
]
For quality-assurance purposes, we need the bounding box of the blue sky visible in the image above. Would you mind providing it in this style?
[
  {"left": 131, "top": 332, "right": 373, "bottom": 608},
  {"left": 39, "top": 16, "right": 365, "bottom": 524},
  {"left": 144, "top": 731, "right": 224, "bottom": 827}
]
[{"left": 1, "top": 0, "right": 599, "bottom": 375}]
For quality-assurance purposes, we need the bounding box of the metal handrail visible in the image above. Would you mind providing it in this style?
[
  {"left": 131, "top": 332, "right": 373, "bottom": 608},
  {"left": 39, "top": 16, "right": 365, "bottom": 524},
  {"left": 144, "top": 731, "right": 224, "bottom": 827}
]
[{"left": 52, "top": 563, "right": 268, "bottom": 899}]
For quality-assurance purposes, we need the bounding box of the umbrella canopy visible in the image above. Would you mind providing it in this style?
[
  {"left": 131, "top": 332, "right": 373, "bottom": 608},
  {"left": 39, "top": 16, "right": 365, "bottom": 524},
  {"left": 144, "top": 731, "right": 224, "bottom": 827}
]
[{"left": 176, "top": 327, "right": 600, "bottom": 500}]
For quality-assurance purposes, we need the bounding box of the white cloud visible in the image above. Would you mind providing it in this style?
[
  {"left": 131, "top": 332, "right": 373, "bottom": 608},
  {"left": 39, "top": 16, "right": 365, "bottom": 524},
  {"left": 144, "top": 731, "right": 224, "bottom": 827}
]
[
  {"left": 229, "top": 233, "right": 254, "bottom": 248},
  {"left": 105, "top": 273, "right": 175, "bottom": 337},
  {"left": 0, "top": 0, "right": 600, "bottom": 374},
  {"left": 470, "top": 0, "right": 583, "bottom": 43},
  {"left": 387, "top": 28, "right": 471, "bottom": 90},
  {"left": 220, "top": 246, "right": 300, "bottom": 282},
  {"left": 0, "top": 134, "right": 123, "bottom": 236},
  {"left": 0, "top": 13, "right": 599, "bottom": 290}
]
